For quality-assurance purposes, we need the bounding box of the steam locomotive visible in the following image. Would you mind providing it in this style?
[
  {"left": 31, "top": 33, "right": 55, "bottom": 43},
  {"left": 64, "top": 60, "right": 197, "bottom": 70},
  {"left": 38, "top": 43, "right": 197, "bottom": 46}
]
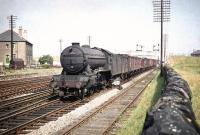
[{"left": 50, "top": 42, "right": 157, "bottom": 99}]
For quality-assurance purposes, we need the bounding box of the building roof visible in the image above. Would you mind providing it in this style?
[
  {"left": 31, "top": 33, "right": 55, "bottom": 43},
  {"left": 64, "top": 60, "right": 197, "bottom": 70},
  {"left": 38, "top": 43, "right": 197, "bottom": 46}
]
[
  {"left": 191, "top": 50, "right": 200, "bottom": 55},
  {"left": 0, "top": 30, "right": 32, "bottom": 45}
]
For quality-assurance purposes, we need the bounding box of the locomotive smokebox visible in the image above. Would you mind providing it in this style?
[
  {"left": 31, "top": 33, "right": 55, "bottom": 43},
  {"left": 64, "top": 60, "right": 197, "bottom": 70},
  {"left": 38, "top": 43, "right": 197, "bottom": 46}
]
[{"left": 60, "top": 42, "right": 107, "bottom": 74}]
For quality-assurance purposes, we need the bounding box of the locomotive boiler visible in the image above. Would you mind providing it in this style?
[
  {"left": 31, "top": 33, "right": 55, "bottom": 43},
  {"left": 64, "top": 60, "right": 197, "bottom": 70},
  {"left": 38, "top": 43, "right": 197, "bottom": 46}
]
[
  {"left": 50, "top": 42, "right": 157, "bottom": 99},
  {"left": 60, "top": 42, "right": 107, "bottom": 74}
]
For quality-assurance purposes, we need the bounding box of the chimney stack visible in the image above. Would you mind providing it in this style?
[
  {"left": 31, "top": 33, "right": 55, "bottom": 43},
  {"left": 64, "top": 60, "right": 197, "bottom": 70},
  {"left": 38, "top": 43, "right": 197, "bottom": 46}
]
[{"left": 18, "top": 26, "right": 23, "bottom": 37}]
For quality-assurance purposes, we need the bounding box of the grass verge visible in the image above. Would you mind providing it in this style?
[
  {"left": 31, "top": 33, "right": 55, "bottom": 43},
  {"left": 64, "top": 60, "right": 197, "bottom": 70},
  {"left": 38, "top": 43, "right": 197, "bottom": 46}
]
[
  {"left": 4, "top": 67, "right": 62, "bottom": 76},
  {"left": 117, "top": 71, "right": 164, "bottom": 135},
  {"left": 168, "top": 56, "right": 200, "bottom": 125}
]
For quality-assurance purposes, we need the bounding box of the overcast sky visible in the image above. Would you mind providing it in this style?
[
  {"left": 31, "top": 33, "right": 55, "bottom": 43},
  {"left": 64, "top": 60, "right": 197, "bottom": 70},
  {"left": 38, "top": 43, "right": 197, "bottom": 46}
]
[{"left": 0, "top": 0, "right": 199, "bottom": 57}]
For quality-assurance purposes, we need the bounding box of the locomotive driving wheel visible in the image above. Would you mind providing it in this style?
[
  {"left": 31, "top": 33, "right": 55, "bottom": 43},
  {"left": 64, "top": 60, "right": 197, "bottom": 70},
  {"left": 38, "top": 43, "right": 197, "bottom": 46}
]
[
  {"left": 79, "top": 88, "right": 85, "bottom": 100},
  {"left": 87, "top": 88, "right": 94, "bottom": 96}
]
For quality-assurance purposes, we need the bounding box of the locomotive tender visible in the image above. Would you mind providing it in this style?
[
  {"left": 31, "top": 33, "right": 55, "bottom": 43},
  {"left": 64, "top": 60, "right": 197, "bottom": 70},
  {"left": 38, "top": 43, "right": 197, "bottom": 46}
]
[{"left": 50, "top": 42, "right": 157, "bottom": 99}]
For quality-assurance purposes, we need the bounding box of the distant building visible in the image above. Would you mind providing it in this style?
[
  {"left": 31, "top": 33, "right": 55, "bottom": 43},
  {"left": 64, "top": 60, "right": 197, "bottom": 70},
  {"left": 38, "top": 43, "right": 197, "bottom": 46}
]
[
  {"left": 0, "top": 28, "right": 33, "bottom": 66},
  {"left": 191, "top": 50, "right": 200, "bottom": 57}
]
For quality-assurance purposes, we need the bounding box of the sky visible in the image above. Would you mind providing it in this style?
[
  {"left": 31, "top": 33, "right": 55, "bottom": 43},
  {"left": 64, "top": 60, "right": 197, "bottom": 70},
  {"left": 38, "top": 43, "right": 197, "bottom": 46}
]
[{"left": 0, "top": 0, "right": 200, "bottom": 57}]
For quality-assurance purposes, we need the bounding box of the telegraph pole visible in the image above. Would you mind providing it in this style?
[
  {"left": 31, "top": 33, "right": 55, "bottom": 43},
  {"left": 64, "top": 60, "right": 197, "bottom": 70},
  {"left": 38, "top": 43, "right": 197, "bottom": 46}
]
[
  {"left": 164, "top": 34, "right": 168, "bottom": 63},
  {"left": 161, "top": 0, "right": 163, "bottom": 73},
  {"left": 8, "top": 15, "right": 17, "bottom": 68},
  {"left": 88, "top": 36, "right": 91, "bottom": 46},
  {"left": 153, "top": 0, "right": 170, "bottom": 75},
  {"left": 59, "top": 39, "right": 63, "bottom": 54}
]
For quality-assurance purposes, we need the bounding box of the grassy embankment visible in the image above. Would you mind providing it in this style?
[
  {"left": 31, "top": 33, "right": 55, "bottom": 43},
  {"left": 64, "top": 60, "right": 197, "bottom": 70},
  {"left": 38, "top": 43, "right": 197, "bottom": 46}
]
[
  {"left": 118, "top": 56, "right": 200, "bottom": 135},
  {"left": 168, "top": 56, "right": 200, "bottom": 125},
  {"left": 118, "top": 71, "right": 164, "bottom": 135}
]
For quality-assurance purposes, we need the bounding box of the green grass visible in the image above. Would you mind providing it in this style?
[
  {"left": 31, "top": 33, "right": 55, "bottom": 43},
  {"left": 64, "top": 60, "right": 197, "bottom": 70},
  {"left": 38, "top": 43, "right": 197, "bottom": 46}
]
[
  {"left": 169, "top": 56, "right": 200, "bottom": 74},
  {"left": 168, "top": 56, "right": 200, "bottom": 125},
  {"left": 118, "top": 71, "right": 164, "bottom": 135}
]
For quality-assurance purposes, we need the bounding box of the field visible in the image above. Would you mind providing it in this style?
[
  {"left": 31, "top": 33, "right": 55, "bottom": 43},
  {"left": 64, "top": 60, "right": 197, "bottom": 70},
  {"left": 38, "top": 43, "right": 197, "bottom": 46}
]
[
  {"left": 118, "top": 71, "right": 164, "bottom": 135},
  {"left": 168, "top": 56, "right": 200, "bottom": 124}
]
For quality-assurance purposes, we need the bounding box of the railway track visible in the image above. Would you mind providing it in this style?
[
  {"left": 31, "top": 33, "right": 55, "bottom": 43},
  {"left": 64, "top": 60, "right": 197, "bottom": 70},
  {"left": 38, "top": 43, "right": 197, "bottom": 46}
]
[
  {"left": 0, "top": 76, "right": 52, "bottom": 100},
  {"left": 0, "top": 85, "right": 113, "bottom": 135},
  {"left": 0, "top": 73, "right": 38, "bottom": 81},
  {"left": 0, "top": 98, "right": 68, "bottom": 135},
  {"left": 106, "top": 95, "right": 141, "bottom": 135},
  {"left": 57, "top": 70, "right": 156, "bottom": 135},
  {"left": 0, "top": 88, "right": 53, "bottom": 118},
  {"left": 0, "top": 76, "right": 50, "bottom": 88},
  {"left": 0, "top": 69, "right": 156, "bottom": 135}
]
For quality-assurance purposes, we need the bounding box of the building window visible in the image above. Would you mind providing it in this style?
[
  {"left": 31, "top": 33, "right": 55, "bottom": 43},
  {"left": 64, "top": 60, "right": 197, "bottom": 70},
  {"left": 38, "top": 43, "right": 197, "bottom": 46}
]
[
  {"left": 6, "top": 55, "right": 10, "bottom": 63},
  {"left": 6, "top": 43, "right": 16, "bottom": 49},
  {"left": 6, "top": 44, "right": 9, "bottom": 49},
  {"left": 13, "top": 54, "right": 16, "bottom": 59}
]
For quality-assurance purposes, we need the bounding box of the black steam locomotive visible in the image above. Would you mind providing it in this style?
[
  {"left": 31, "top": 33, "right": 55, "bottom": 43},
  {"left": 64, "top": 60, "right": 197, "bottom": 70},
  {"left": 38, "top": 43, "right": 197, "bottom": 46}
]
[{"left": 50, "top": 42, "right": 157, "bottom": 99}]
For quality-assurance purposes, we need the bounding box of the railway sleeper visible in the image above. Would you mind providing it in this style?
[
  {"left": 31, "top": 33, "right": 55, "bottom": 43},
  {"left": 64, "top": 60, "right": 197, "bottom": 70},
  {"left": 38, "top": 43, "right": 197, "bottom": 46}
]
[
  {"left": 36, "top": 119, "right": 48, "bottom": 123},
  {"left": 0, "top": 129, "right": 7, "bottom": 133},
  {"left": 0, "top": 123, "right": 18, "bottom": 128},
  {"left": 24, "top": 125, "right": 41, "bottom": 130},
  {"left": 33, "top": 122, "right": 45, "bottom": 126},
  {"left": 29, "top": 114, "right": 43, "bottom": 117},
  {"left": 45, "top": 117, "right": 58, "bottom": 121},
  {"left": 11, "top": 117, "right": 32, "bottom": 121},
  {"left": 17, "top": 130, "right": 32, "bottom": 134},
  {"left": 50, "top": 114, "right": 63, "bottom": 117}
]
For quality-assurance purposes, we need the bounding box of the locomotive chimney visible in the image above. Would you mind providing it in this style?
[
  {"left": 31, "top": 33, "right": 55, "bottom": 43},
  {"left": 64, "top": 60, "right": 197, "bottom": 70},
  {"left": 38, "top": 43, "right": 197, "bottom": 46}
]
[{"left": 72, "top": 42, "right": 80, "bottom": 47}]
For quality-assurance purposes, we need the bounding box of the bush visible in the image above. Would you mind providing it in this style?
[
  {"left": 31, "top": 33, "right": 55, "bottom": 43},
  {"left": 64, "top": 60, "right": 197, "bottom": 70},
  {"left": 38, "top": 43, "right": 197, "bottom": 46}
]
[{"left": 38, "top": 55, "right": 53, "bottom": 66}]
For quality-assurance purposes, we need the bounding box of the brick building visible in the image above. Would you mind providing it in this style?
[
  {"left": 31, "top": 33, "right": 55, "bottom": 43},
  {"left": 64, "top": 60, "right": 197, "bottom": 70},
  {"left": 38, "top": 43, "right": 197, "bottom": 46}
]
[{"left": 0, "top": 29, "right": 33, "bottom": 66}]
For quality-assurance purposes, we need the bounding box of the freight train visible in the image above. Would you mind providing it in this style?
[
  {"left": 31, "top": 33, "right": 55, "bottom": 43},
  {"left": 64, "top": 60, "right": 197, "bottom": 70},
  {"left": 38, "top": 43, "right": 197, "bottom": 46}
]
[{"left": 50, "top": 42, "right": 157, "bottom": 99}]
